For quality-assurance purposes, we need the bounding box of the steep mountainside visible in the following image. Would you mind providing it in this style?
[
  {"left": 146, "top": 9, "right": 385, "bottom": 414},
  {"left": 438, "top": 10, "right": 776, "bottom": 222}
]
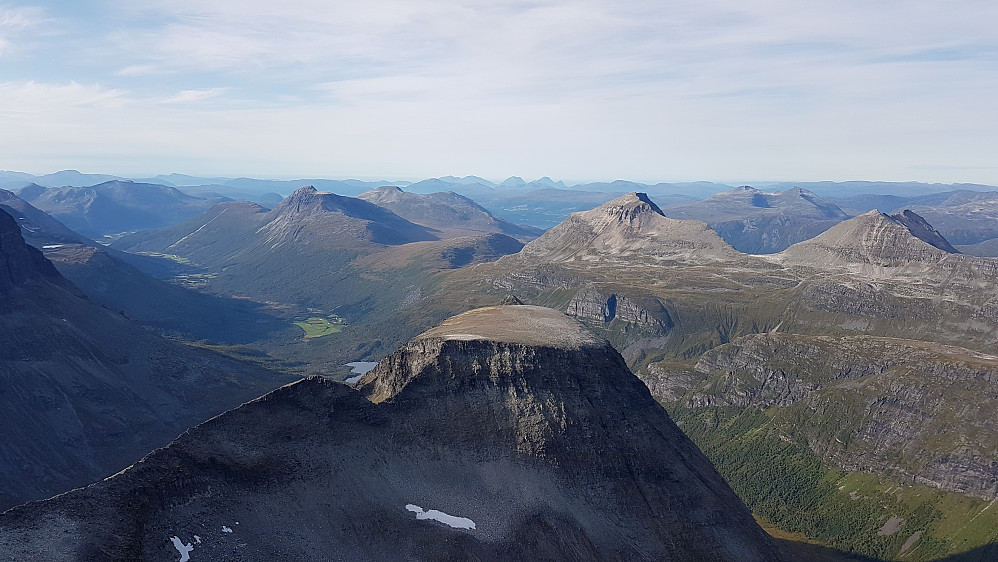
[
  {"left": 0, "top": 305, "right": 783, "bottom": 561},
  {"left": 646, "top": 333, "right": 998, "bottom": 560},
  {"left": 662, "top": 186, "right": 849, "bottom": 253},
  {"left": 0, "top": 188, "right": 94, "bottom": 247},
  {"left": 0, "top": 208, "right": 296, "bottom": 509},
  {"left": 17, "top": 180, "right": 226, "bottom": 237},
  {"left": 0, "top": 191, "right": 290, "bottom": 344},
  {"left": 357, "top": 185, "right": 541, "bottom": 240}
]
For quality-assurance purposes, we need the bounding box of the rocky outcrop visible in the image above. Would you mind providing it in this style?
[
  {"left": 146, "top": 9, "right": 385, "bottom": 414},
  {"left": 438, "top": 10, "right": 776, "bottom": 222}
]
[
  {"left": 0, "top": 306, "right": 784, "bottom": 561},
  {"left": 0, "top": 208, "right": 68, "bottom": 297},
  {"left": 565, "top": 286, "right": 673, "bottom": 333},
  {"left": 680, "top": 333, "right": 998, "bottom": 500}
]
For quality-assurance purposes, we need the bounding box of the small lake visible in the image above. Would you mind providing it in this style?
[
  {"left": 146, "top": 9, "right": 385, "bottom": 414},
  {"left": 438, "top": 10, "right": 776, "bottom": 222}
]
[{"left": 344, "top": 361, "right": 378, "bottom": 384}]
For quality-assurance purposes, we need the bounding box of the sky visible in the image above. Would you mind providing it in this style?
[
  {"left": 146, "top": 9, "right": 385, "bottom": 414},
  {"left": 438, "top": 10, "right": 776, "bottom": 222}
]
[{"left": 1, "top": 1, "right": 996, "bottom": 185}]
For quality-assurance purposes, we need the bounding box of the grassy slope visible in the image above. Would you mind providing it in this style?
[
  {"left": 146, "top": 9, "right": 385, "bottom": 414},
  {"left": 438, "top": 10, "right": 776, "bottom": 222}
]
[{"left": 666, "top": 404, "right": 998, "bottom": 561}]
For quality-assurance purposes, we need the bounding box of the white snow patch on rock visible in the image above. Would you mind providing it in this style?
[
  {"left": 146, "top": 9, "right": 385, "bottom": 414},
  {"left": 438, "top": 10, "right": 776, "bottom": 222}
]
[
  {"left": 170, "top": 536, "right": 194, "bottom": 562},
  {"left": 222, "top": 526, "right": 233, "bottom": 533},
  {"left": 406, "top": 504, "right": 476, "bottom": 530}
]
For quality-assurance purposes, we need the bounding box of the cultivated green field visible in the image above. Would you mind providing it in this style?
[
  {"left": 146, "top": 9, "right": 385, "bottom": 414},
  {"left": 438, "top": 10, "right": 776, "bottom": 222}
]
[
  {"left": 294, "top": 315, "right": 346, "bottom": 338},
  {"left": 137, "top": 251, "right": 192, "bottom": 264}
]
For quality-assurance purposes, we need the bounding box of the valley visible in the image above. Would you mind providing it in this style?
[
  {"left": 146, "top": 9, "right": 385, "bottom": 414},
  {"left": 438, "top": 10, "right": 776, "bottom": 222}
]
[{"left": 2, "top": 173, "right": 998, "bottom": 560}]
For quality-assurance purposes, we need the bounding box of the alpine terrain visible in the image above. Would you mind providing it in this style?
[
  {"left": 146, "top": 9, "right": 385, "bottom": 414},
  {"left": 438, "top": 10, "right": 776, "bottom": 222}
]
[{"left": 0, "top": 305, "right": 784, "bottom": 561}]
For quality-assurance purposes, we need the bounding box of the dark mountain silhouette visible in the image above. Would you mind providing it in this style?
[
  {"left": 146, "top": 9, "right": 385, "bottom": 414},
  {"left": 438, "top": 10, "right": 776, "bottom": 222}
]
[
  {"left": 0, "top": 208, "right": 296, "bottom": 509},
  {"left": 0, "top": 305, "right": 784, "bottom": 561}
]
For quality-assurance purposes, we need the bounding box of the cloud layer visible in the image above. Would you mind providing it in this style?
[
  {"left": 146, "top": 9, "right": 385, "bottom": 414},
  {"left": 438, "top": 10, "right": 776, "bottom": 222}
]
[{"left": 1, "top": 1, "right": 996, "bottom": 183}]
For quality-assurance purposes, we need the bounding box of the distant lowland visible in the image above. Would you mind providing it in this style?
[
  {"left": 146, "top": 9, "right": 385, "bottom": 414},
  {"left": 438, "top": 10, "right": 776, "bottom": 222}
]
[{"left": 2, "top": 169, "right": 998, "bottom": 560}]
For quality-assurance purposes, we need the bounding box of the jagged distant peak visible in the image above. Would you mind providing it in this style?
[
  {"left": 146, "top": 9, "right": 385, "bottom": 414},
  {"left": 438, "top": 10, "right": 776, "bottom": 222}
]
[{"left": 785, "top": 185, "right": 817, "bottom": 197}]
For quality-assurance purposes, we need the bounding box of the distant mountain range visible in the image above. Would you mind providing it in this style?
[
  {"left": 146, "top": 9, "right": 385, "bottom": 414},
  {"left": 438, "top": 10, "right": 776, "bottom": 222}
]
[
  {"left": 16, "top": 181, "right": 228, "bottom": 238},
  {"left": 661, "top": 186, "right": 850, "bottom": 253}
]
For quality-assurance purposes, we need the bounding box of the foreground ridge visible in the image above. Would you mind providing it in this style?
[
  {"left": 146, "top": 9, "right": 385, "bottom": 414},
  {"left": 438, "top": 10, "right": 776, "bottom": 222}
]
[{"left": 0, "top": 305, "right": 782, "bottom": 561}]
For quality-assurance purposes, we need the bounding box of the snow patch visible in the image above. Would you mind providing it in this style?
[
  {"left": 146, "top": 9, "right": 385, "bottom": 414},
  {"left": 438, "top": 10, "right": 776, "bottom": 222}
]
[
  {"left": 222, "top": 526, "right": 233, "bottom": 533},
  {"left": 170, "top": 536, "right": 194, "bottom": 562},
  {"left": 41, "top": 245, "right": 64, "bottom": 249},
  {"left": 406, "top": 504, "right": 476, "bottom": 530}
]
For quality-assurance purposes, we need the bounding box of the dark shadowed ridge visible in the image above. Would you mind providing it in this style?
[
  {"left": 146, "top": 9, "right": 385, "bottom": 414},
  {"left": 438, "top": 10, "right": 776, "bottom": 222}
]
[
  {"left": 0, "top": 305, "right": 784, "bottom": 561},
  {"left": 0, "top": 208, "right": 296, "bottom": 509}
]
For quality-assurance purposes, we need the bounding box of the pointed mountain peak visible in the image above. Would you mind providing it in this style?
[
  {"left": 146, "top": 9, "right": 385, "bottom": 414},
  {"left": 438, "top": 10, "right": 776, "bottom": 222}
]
[
  {"left": 513, "top": 193, "right": 739, "bottom": 263},
  {"left": 596, "top": 192, "right": 665, "bottom": 220},
  {"left": 780, "top": 208, "right": 959, "bottom": 265},
  {"left": 273, "top": 185, "right": 334, "bottom": 213},
  {"left": 787, "top": 186, "right": 817, "bottom": 197}
]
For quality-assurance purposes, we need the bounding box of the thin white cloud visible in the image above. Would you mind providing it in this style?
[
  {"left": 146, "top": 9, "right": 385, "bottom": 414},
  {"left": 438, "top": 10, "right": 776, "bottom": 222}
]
[
  {"left": 0, "top": 5, "right": 45, "bottom": 56},
  {"left": 160, "top": 88, "right": 226, "bottom": 104},
  {"left": 116, "top": 64, "right": 164, "bottom": 77},
  {"left": 0, "top": 81, "right": 128, "bottom": 112}
]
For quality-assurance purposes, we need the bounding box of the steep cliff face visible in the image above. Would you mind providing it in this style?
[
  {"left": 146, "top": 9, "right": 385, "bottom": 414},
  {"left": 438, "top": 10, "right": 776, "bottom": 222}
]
[
  {"left": 676, "top": 333, "right": 998, "bottom": 500},
  {"left": 564, "top": 286, "right": 673, "bottom": 333},
  {"left": 0, "top": 305, "right": 783, "bottom": 561},
  {"left": 0, "top": 208, "right": 67, "bottom": 296}
]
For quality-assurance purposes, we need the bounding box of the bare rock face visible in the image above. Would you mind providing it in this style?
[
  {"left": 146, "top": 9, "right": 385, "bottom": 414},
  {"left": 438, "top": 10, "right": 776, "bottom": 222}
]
[
  {"left": 565, "top": 286, "right": 673, "bottom": 333},
  {"left": 0, "top": 305, "right": 783, "bottom": 561}
]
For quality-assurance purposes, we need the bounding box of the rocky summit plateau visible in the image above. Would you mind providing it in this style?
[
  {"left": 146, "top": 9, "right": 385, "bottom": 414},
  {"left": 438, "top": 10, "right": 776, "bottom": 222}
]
[{"left": 0, "top": 305, "right": 783, "bottom": 561}]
